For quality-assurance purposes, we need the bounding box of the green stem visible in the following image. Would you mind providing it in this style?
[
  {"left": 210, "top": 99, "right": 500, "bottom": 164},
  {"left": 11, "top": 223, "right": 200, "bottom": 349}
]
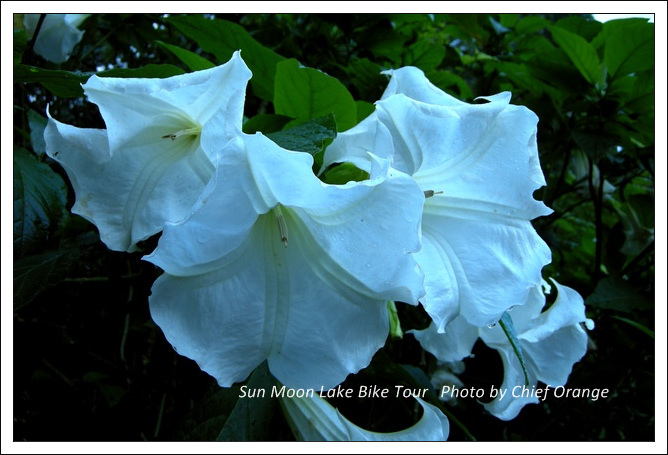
[{"left": 498, "top": 313, "right": 529, "bottom": 387}]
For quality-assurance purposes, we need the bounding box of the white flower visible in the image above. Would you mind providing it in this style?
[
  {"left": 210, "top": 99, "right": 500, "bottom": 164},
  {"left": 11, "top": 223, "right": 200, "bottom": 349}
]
[
  {"left": 145, "top": 132, "right": 425, "bottom": 389},
  {"left": 23, "top": 14, "right": 90, "bottom": 63},
  {"left": 280, "top": 393, "right": 449, "bottom": 441},
  {"left": 414, "top": 280, "right": 594, "bottom": 420},
  {"left": 322, "top": 66, "right": 552, "bottom": 329},
  {"left": 44, "top": 52, "right": 252, "bottom": 251}
]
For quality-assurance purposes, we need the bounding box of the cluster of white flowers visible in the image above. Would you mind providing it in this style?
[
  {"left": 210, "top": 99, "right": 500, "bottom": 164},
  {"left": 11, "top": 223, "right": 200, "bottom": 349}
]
[{"left": 45, "top": 51, "right": 592, "bottom": 440}]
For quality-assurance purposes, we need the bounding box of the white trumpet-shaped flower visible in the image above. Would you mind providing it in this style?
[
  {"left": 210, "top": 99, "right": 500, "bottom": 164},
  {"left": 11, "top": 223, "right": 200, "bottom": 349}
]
[
  {"left": 145, "top": 132, "right": 425, "bottom": 390},
  {"left": 23, "top": 14, "right": 90, "bottom": 63},
  {"left": 280, "top": 393, "right": 449, "bottom": 441},
  {"left": 322, "top": 67, "right": 552, "bottom": 329},
  {"left": 44, "top": 52, "right": 252, "bottom": 251},
  {"left": 414, "top": 280, "right": 593, "bottom": 420}
]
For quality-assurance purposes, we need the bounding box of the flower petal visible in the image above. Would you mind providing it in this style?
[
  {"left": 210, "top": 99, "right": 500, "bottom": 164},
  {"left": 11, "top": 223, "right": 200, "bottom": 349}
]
[
  {"left": 149, "top": 210, "right": 391, "bottom": 389},
  {"left": 422, "top": 208, "right": 552, "bottom": 328},
  {"left": 381, "top": 66, "right": 466, "bottom": 107},
  {"left": 480, "top": 281, "right": 592, "bottom": 419},
  {"left": 319, "top": 114, "right": 394, "bottom": 175},
  {"left": 82, "top": 51, "right": 251, "bottom": 159},
  {"left": 373, "top": 93, "right": 552, "bottom": 327},
  {"left": 45, "top": 109, "right": 214, "bottom": 251},
  {"left": 481, "top": 344, "right": 540, "bottom": 421},
  {"left": 281, "top": 394, "right": 449, "bottom": 441},
  {"left": 376, "top": 93, "right": 551, "bottom": 220},
  {"left": 411, "top": 315, "right": 479, "bottom": 363},
  {"left": 24, "top": 14, "right": 89, "bottom": 63},
  {"left": 147, "top": 132, "right": 425, "bottom": 388}
]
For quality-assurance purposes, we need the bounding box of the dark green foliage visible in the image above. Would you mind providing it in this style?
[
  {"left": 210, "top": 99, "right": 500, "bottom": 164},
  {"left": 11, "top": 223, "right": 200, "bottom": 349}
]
[{"left": 13, "top": 13, "right": 655, "bottom": 442}]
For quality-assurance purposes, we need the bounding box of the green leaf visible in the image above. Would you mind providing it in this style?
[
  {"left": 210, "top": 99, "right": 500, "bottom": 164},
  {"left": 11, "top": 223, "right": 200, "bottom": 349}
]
[
  {"left": 167, "top": 15, "right": 284, "bottom": 101},
  {"left": 14, "top": 64, "right": 186, "bottom": 98},
  {"left": 346, "top": 57, "right": 386, "bottom": 102},
  {"left": 514, "top": 16, "right": 550, "bottom": 35},
  {"left": 554, "top": 15, "right": 602, "bottom": 42},
  {"left": 266, "top": 114, "right": 337, "bottom": 156},
  {"left": 243, "top": 113, "right": 293, "bottom": 134},
  {"left": 14, "top": 64, "right": 90, "bottom": 97},
  {"left": 28, "top": 109, "right": 48, "bottom": 157},
  {"left": 498, "top": 312, "right": 530, "bottom": 387},
  {"left": 355, "top": 100, "right": 376, "bottom": 123},
  {"left": 404, "top": 39, "right": 445, "bottom": 70},
  {"left": 549, "top": 26, "right": 602, "bottom": 86},
  {"left": 274, "top": 59, "right": 357, "bottom": 131},
  {"left": 217, "top": 362, "right": 281, "bottom": 441},
  {"left": 98, "top": 64, "right": 186, "bottom": 79},
  {"left": 499, "top": 14, "right": 519, "bottom": 29},
  {"left": 13, "top": 248, "right": 80, "bottom": 310},
  {"left": 586, "top": 276, "right": 653, "bottom": 312},
  {"left": 13, "top": 147, "right": 67, "bottom": 258},
  {"left": 611, "top": 316, "right": 654, "bottom": 338},
  {"left": 602, "top": 19, "right": 654, "bottom": 79},
  {"left": 14, "top": 29, "right": 27, "bottom": 65},
  {"left": 155, "top": 40, "right": 215, "bottom": 71},
  {"left": 322, "top": 162, "right": 370, "bottom": 185},
  {"left": 426, "top": 69, "right": 473, "bottom": 101}
]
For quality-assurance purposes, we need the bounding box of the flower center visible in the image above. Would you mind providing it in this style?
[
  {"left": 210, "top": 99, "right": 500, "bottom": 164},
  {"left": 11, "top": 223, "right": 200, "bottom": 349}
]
[{"left": 161, "top": 125, "right": 202, "bottom": 141}]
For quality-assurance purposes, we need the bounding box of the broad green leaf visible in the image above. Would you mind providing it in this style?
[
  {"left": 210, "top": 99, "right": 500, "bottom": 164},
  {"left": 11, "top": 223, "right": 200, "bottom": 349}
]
[
  {"left": 498, "top": 312, "right": 529, "bottom": 387},
  {"left": 602, "top": 19, "right": 654, "bottom": 79},
  {"left": 555, "top": 15, "right": 602, "bottom": 42},
  {"left": 586, "top": 276, "right": 653, "bottom": 312},
  {"left": 167, "top": 15, "right": 284, "bottom": 101},
  {"left": 322, "top": 162, "right": 369, "bottom": 185},
  {"left": 355, "top": 100, "right": 376, "bottom": 123},
  {"left": 274, "top": 59, "right": 357, "bottom": 131},
  {"left": 346, "top": 57, "right": 386, "bottom": 102},
  {"left": 499, "top": 14, "right": 519, "bottom": 28},
  {"left": 514, "top": 16, "right": 550, "bottom": 35},
  {"left": 13, "top": 147, "right": 67, "bottom": 258},
  {"left": 404, "top": 39, "right": 445, "bottom": 70},
  {"left": 13, "top": 248, "right": 80, "bottom": 310},
  {"left": 266, "top": 114, "right": 337, "bottom": 156},
  {"left": 28, "top": 109, "right": 48, "bottom": 157},
  {"left": 489, "top": 61, "right": 563, "bottom": 101},
  {"left": 217, "top": 362, "right": 281, "bottom": 441},
  {"left": 14, "top": 64, "right": 90, "bottom": 97},
  {"left": 155, "top": 40, "right": 215, "bottom": 71},
  {"left": 99, "top": 64, "right": 186, "bottom": 79},
  {"left": 243, "top": 113, "right": 293, "bottom": 134},
  {"left": 14, "top": 29, "right": 27, "bottom": 65},
  {"left": 426, "top": 69, "right": 473, "bottom": 101},
  {"left": 361, "top": 25, "right": 407, "bottom": 65},
  {"left": 549, "top": 26, "right": 602, "bottom": 86},
  {"left": 14, "top": 64, "right": 186, "bottom": 98}
]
